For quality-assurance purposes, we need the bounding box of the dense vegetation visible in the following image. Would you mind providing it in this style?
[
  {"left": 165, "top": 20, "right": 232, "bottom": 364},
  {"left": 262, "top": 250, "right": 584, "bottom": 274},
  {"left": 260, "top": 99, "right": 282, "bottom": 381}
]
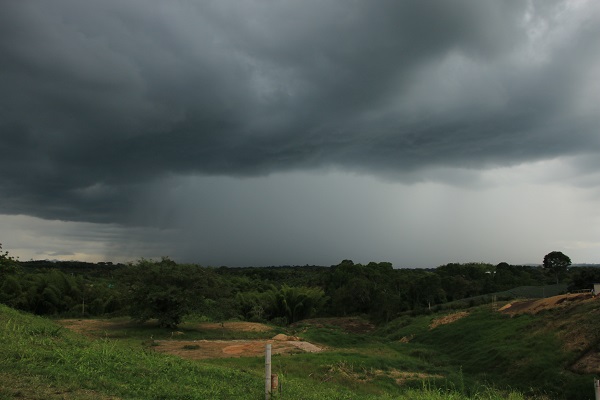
[{"left": 2, "top": 243, "right": 599, "bottom": 327}]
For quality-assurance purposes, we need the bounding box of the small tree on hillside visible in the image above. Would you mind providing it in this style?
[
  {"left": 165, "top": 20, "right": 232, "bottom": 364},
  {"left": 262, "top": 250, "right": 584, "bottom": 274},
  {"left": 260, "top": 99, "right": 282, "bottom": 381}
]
[{"left": 543, "top": 251, "right": 571, "bottom": 284}]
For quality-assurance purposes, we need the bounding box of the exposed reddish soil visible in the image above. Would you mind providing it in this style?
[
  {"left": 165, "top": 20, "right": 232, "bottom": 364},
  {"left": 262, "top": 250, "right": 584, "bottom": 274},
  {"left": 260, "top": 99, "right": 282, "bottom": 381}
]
[
  {"left": 57, "top": 319, "right": 324, "bottom": 359},
  {"left": 152, "top": 337, "right": 323, "bottom": 360}
]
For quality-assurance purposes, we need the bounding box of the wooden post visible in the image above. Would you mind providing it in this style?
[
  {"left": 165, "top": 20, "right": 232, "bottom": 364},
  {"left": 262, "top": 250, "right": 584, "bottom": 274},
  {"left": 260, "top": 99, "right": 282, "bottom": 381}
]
[
  {"left": 265, "top": 344, "right": 272, "bottom": 400},
  {"left": 594, "top": 378, "right": 600, "bottom": 400},
  {"left": 271, "top": 374, "right": 279, "bottom": 393}
]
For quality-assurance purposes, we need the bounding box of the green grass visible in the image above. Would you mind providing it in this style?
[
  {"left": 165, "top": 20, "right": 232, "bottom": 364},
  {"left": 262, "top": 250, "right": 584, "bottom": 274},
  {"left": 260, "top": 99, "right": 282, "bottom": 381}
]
[
  {"left": 1, "top": 305, "right": 267, "bottom": 399},
  {"left": 0, "top": 303, "right": 562, "bottom": 399}
]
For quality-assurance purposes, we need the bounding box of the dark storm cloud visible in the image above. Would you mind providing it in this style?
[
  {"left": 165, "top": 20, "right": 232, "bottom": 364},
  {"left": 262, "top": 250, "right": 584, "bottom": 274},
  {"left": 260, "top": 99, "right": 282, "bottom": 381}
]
[{"left": 1, "top": 0, "right": 599, "bottom": 223}]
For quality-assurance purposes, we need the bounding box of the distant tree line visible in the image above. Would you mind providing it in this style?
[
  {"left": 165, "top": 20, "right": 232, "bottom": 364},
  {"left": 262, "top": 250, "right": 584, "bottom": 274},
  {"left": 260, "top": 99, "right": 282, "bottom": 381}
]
[{"left": 1, "top": 244, "right": 598, "bottom": 328}]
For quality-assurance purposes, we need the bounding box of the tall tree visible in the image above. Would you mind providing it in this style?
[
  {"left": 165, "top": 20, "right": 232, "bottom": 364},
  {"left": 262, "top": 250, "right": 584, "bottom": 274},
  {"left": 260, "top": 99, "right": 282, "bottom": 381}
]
[{"left": 543, "top": 251, "right": 571, "bottom": 284}]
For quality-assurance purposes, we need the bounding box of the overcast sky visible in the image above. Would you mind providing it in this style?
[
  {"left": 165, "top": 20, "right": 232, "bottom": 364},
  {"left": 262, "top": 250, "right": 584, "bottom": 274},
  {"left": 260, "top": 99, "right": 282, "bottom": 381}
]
[{"left": 1, "top": 0, "right": 599, "bottom": 267}]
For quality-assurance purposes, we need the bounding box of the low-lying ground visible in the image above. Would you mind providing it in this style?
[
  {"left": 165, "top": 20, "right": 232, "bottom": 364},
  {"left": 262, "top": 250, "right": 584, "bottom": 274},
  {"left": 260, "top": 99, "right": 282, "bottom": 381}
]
[{"left": 57, "top": 319, "right": 324, "bottom": 359}]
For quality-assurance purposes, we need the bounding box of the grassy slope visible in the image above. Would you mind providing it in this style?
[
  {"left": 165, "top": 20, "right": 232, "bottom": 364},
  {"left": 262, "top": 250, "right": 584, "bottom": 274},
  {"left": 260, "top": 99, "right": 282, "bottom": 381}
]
[
  {"left": 0, "top": 304, "right": 529, "bottom": 400},
  {"left": 378, "top": 300, "right": 599, "bottom": 400}
]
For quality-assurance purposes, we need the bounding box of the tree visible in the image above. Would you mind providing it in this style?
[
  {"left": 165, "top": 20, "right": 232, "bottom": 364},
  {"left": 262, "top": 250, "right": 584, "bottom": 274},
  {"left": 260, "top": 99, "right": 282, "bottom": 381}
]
[
  {"left": 543, "top": 251, "right": 571, "bottom": 284},
  {"left": 0, "top": 243, "right": 19, "bottom": 277},
  {"left": 118, "top": 258, "right": 207, "bottom": 328},
  {"left": 269, "top": 285, "right": 327, "bottom": 324}
]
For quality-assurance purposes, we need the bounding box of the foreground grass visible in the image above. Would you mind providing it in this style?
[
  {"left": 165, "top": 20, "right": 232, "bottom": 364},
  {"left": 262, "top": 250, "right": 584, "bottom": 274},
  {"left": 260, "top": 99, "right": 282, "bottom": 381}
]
[{"left": 0, "top": 304, "right": 533, "bottom": 400}]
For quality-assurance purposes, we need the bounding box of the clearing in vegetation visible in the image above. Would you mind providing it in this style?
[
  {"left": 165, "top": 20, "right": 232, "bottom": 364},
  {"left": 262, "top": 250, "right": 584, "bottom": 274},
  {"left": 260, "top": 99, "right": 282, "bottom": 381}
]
[{"left": 57, "top": 318, "right": 323, "bottom": 359}]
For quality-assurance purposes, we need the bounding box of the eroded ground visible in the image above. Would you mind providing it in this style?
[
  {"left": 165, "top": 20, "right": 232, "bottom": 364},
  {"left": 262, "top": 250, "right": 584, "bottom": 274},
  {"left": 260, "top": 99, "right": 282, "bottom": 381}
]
[{"left": 499, "top": 293, "right": 600, "bottom": 375}]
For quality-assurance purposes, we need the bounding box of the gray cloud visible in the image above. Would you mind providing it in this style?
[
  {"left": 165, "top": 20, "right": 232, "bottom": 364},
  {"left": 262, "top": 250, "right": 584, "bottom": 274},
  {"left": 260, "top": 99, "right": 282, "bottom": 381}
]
[{"left": 1, "top": 0, "right": 599, "bottom": 225}]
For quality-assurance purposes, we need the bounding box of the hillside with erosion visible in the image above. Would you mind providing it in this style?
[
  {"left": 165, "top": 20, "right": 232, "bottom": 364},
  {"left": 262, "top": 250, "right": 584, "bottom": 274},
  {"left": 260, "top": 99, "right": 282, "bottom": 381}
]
[
  {"left": 2, "top": 291, "right": 599, "bottom": 399},
  {"left": 379, "top": 292, "right": 600, "bottom": 399}
]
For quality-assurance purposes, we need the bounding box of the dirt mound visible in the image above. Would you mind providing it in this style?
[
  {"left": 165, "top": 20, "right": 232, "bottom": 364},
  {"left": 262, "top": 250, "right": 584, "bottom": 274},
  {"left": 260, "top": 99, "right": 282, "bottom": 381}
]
[
  {"left": 499, "top": 293, "right": 594, "bottom": 315},
  {"left": 429, "top": 312, "right": 469, "bottom": 329},
  {"left": 153, "top": 339, "right": 323, "bottom": 360}
]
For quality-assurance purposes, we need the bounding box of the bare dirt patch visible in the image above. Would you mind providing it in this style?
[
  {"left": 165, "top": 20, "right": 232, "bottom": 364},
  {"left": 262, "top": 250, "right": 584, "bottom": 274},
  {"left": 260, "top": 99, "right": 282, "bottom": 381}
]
[
  {"left": 57, "top": 319, "right": 323, "bottom": 360},
  {"left": 499, "top": 293, "right": 594, "bottom": 315},
  {"left": 152, "top": 339, "right": 323, "bottom": 360},
  {"left": 429, "top": 311, "right": 469, "bottom": 330}
]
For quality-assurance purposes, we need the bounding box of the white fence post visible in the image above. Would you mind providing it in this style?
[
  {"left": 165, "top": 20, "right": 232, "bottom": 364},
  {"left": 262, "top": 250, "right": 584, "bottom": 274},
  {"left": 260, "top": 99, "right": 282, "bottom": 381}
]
[
  {"left": 265, "top": 344, "right": 272, "bottom": 400},
  {"left": 594, "top": 378, "right": 600, "bottom": 400}
]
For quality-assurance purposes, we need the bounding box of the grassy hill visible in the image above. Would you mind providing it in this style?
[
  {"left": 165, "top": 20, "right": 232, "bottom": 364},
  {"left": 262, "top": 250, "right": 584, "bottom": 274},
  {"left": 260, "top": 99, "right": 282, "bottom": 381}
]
[
  {"left": 2, "top": 295, "right": 598, "bottom": 399},
  {"left": 378, "top": 294, "right": 600, "bottom": 399}
]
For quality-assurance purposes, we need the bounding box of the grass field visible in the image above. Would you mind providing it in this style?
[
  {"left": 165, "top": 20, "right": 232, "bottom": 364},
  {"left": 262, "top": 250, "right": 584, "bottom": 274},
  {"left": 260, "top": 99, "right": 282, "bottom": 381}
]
[{"left": 1, "top": 296, "right": 598, "bottom": 399}]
